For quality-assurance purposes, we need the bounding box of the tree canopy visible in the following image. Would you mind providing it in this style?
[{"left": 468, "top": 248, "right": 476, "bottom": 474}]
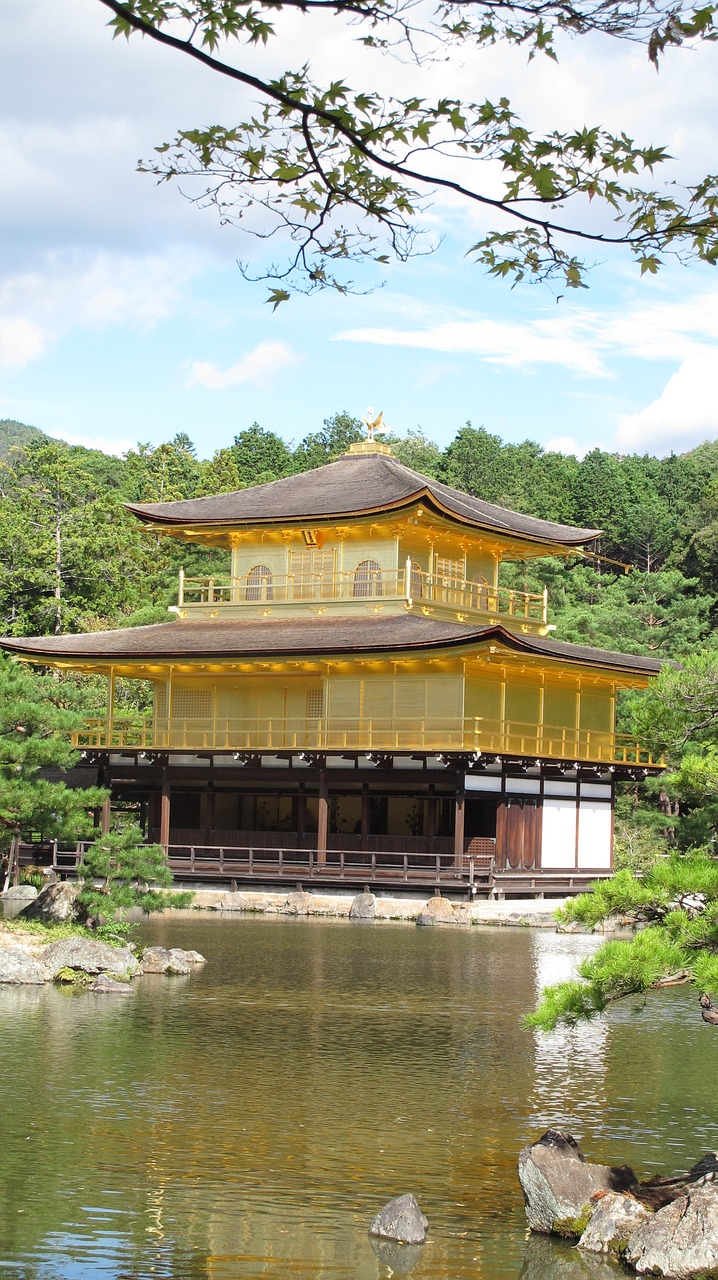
[{"left": 99, "top": 0, "right": 718, "bottom": 299}]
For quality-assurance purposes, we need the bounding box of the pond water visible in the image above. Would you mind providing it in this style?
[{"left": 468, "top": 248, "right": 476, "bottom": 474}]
[{"left": 1, "top": 916, "right": 717, "bottom": 1280}]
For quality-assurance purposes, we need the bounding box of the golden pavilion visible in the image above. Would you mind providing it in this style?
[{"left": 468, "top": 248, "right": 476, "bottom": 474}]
[{"left": 0, "top": 435, "right": 663, "bottom": 896}]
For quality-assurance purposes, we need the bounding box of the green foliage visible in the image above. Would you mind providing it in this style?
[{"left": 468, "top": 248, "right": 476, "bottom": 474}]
[
  {"left": 101, "top": 0, "right": 718, "bottom": 296},
  {"left": 534, "top": 852, "right": 718, "bottom": 1029},
  {"left": 0, "top": 655, "right": 106, "bottom": 852},
  {"left": 74, "top": 826, "right": 178, "bottom": 926}
]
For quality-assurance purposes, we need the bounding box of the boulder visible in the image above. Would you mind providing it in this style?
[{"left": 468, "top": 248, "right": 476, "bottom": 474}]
[
  {"left": 625, "top": 1184, "right": 718, "bottom": 1278},
  {"left": 88, "top": 973, "right": 133, "bottom": 994},
  {"left": 416, "top": 896, "right": 457, "bottom": 926},
  {"left": 578, "top": 1192, "right": 652, "bottom": 1255},
  {"left": 349, "top": 892, "right": 376, "bottom": 921},
  {"left": 2, "top": 885, "right": 38, "bottom": 901},
  {"left": 280, "top": 891, "right": 314, "bottom": 916},
  {"left": 19, "top": 881, "right": 78, "bottom": 923},
  {"left": 139, "top": 946, "right": 205, "bottom": 975},
  {"left": 0, "top": 950, "right": 49, "bottom": 985},
  {"left": 638, "top": 1151, "right": 718, "bottom": 1210},
  {"left": 41, "top": 937, "right": 139, "bottom": 981},
  {"left": 518, "top": 1131, "right": 638, "bottom": 1236},
  {"left": 369, "top": 1193, "right": 428, "bottom": 1245}
]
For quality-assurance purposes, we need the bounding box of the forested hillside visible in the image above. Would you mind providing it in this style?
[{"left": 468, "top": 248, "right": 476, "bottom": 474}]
[{"left": 1, "top": 412, "right": 717, "bottom": 856}]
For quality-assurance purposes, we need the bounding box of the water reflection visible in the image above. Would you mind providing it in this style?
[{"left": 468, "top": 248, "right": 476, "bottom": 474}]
[
  {"left": 0, "top": 917, "right": 716, "bottom": 1278},
  {"left": 529, "top": 932, "right": 609, "bottom": 1135}
]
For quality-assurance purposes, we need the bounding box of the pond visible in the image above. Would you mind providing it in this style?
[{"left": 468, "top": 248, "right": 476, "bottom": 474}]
[{"left": 1, "top": 916, "right": 717, "bottom": 1279}]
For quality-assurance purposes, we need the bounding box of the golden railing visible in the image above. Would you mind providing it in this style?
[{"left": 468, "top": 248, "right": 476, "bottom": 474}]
[
  {"left": 177, "top": 566, "right": 548, "bottom": 624},
  {"left": 73, "top": 714, "right": 662, "bottom": 766}
]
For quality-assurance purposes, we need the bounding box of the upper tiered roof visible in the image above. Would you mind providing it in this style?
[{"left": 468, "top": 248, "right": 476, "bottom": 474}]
[{"left": 126, "top": 447, "right": 600, "bottom": 549}]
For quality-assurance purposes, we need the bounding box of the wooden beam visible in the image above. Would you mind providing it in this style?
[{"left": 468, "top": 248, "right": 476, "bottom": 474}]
[
  {"left": 160, "top": 768, "right": 171, "bottom": 849},
  {"left": 361, "top": 785, "right": 370, "bottom": 851},
  {"left": 453, "top": 787, "right": 465, "bottom": 867},
  {"left": 317, "top": 771, "right": 328, "bottom": 865}
]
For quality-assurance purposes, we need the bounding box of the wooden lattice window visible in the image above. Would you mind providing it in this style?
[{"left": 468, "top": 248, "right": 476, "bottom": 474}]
[
  {"left": 410, "top": 561, "right": 423, "bottom": 599},
  {"left": 171, "top": 689, "right": 212, "bottom": 721},
  {"left": 306, "top": 689, "right": 323, "bottom": 719},
  {"left": 435, "top": 556, "right": 465, "bottom": 585},
  {"left": 353, "top": 559, "right": 383, "bottom": 597},
  {"left": 289, "top": 549, "right": 335, "bottom": 599},
  {"left": 245, "top": 564, "right": 273, "bottom": 602}
]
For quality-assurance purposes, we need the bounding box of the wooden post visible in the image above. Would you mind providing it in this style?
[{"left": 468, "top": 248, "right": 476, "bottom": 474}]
[
  {"left": 297, "top": 789, "right": 307, "bottom": 843},
  {"left": 317, "top": 770, "right": 328, "bottom": 865},
  {"left": 361, "top": 785, "right": 370, "bottom": 851},
  {"left": 204, "top": 785, "right": 215, "bottom": 847},
  {"left": 160, "top": 768, "right": 171, "bottom": 850},
  {"left": 100, "top": 794, "right": 112, "bottom": 835},
  {"left": 426, "top": 790, "right": 437, "bottom": 855},
  {"left": 453, "top": 786, "right": 465, "bottom": 867}
]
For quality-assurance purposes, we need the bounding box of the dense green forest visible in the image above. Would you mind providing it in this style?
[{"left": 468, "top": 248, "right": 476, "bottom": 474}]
[{"left": 2, "top": 411, "right": 718, "bottom": 857}]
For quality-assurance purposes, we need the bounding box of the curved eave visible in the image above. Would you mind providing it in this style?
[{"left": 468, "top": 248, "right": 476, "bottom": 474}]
[
  {"left": 125, "top": 488, "right": 600, "bottom": 551},
  {"left": 0, "top": 620, "right": 662, "bottom": 679}
]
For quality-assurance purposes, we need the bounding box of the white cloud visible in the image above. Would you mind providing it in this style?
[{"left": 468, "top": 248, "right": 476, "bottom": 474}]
[
  {"left": 544, "top": 436, "right": 598, "bottom": 459},
  {"left": 188, "top": 342, "right": 299, "bottom": 390},
  {"left": 47, "top": 430, "right": 136, "bottom": 457},
  {"left": 0, "top": 318, "right": 45, "bottom": 369},
  {"left": 616, "top": 355, "right": 718, "bottom": 452},
  {"left": 0, "top": 250, "right": 197, "bottom": 370},
  {"left": 335, "top": 315, "right": 606, "bottom": 376}
]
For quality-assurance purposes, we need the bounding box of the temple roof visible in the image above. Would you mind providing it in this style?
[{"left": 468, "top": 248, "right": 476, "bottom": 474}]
[
  {"left": 1, "top": 615, "right": 662, "bottom": 675},
  {"left": 126, "top": 451, "right": 600, "bottom": 547}
]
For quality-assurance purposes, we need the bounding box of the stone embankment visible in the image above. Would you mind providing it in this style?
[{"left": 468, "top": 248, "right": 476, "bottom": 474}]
[
  {"left": 519, "top": 1130, "right": 718, "bottom": 1279},
  {"left": 189, "top": 887, "right": 563, "bottom": 926}
]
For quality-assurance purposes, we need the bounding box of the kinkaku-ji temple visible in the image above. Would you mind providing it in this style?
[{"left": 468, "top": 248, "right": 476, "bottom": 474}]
[{"left": 0, "top": 429, "right": 665, "bottom": 897}]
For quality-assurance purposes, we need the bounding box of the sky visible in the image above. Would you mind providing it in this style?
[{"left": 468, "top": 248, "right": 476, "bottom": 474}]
[{"left": 2, "top": 0, "right": 718, "bottom": 462}]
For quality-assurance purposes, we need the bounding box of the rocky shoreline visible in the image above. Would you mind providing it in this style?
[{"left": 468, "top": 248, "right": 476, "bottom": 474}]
[
  {"left": 0, "top": 921, "right": 205, "bottom": 991},
  {"left": 519, "top": 1130, "right": 718, "bottom": 1279}
]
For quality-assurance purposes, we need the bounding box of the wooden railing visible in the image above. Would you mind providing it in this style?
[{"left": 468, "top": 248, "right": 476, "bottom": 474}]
[
  {"left": 51, "top": 842, "right": 495, "bottom": 885},
  {"left": 177, "top": 565, "right": 548, "bottom": 624},
  {"left": 72, "top": 713, "right": 663, "bottom": 766}
]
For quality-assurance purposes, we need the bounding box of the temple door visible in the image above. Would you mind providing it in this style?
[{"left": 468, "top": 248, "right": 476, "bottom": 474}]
[{"left": 496, "top": 798, "right": 540, "bottom": 870}]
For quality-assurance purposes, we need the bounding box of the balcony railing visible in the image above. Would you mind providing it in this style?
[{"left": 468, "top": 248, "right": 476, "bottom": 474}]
[
  {"left": 73, "top": 714, "right": 662, "bottom": 767},
  {"left": 177, "top": 566, "right": 548, "bottom": 625}
]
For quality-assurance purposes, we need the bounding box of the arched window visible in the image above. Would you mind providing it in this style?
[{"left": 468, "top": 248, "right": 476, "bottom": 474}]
[
  {"left": 410, "top": 561, "right": 423, "bottom": 599},
  {"left": 245, "top": 564, "right": 273, "bottom": 602},
  {"left": 353, "top": 559, "right": 383, "bottom": 597}
]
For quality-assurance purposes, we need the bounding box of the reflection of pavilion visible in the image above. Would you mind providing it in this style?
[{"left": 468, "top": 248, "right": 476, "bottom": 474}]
[
  {"left": 2, "top": 436, "right": 662, "bottom": 893},
  {"left": 528, "top": 933, "right": 608, "bottom": 1128}
]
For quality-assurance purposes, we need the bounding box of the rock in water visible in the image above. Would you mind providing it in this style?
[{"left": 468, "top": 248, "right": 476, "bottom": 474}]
[
  {"left": 88, "top": 973, "right": 133, "bottom": 995},
  {"left": 518, "top": 1131, "right": 638, "bottom": 1236},
  {"left": 625, "top": 1184, "right": 718, "bottom": 1278},
  {"left": 0, "top": 951, "right": 49, "bottom": 985},
  {"left": 41, "top": 938, "right": 139, "bottom": 981},
  {"left": 578, "top": 1192, "right": 652, "bottom": 1255},
  {"left": 139, "top": 946, "right": 206, "bottom": 975},
  {"left": 369, "top": 1193, "right": 428, "bottom": 1244},
  {"left": 416, "top": 896, "right": 456, "bottom": 926},
  {"left": 19, "top": 881, "right": 77, "bottom": 923},
  {"left": 349, "top": 892, "right": 376, "bottom": 920}
]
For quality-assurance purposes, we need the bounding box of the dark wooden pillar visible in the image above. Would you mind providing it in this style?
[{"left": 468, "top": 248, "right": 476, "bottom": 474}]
[
  {"left": 361, "top": 784, "right": 370, "bottom": 851},
  {"left": 297, "top": 789, "right": 307, "bottom": 844},
  {"left": 204, "top": 784, "right": 215, "bottom": 847},
  {"left": 100, "top": 794, "right": 112, "bottom": 835},
  {"left": 160, "top": 768, "right": 171, "bottom": 850},
  {"left": 453, "top": 785, "right": 465, "bottom": 866},
  {"left": 426, "top": 789, "right": 437, "bottom": 855},
  {"left": 317, "top": 770, "right": 328, "bottom": 864}
]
